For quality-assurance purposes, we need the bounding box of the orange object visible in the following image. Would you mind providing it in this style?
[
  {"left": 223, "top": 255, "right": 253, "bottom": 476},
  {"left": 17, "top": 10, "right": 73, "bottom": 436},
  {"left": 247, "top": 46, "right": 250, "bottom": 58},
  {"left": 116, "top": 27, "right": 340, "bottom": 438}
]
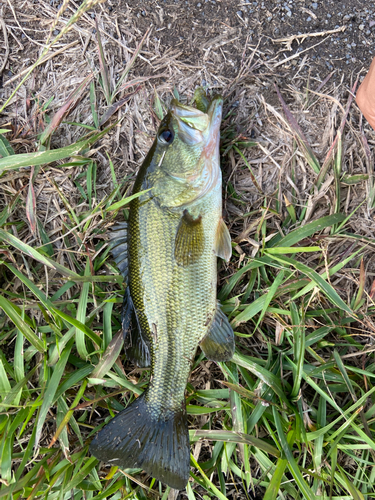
[{"left": 356, "top": 57, "right": 375, "bottom": 131}]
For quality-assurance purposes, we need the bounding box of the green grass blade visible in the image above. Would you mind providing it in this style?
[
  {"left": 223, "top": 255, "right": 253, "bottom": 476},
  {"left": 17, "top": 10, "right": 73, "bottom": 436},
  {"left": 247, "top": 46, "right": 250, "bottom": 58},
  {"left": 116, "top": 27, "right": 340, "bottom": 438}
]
[
  {"left": 14, "top": 329, "right": 25, "bottom": 383},
  {"left": 268, "top": 213, "right": 346, "bottom": 248},
  {"left": 0, "top": 295, "right": 44, "bottom": 352},
  {"left": 266, "top": 246, "right": 321, "bottom": 254},
  {"left": 35, "top": 338, "right": 74, "bottom": 448},
  {"left": 75, "top": 259, "right": 91, "bottom": 359},
  {"left": 190, "top": 455, "right": 228, "bottom": 500},
  {"left": 51, "top": 307, "right": 102, "bottom": 347},
  {"left": 232, "top": 294, "right": 268, "bottom": 327},
  {"left": 153, "top": 89, "right": 164, "bottom": 120},
  {"left": 292, "top": 245, "right": 363, "bottom": 301},
  {"left": 0, "top": 363, "right": 40, "bottom": 409},
  {"left": 0, "top": 124, "right": 114, "bottom": 172},
  {"left": 313, "top": 394, "right": 326, "bottom": 493},
  {"left": 0, "top": 357, "right": 11, "bottom": 399},
  {"left": 106, "top": 188, "right": 152, "bottom": 212},
  {"left": 0, "top": 139, "right": 90, "bottom": 172},
  {"left": 0, "top": 134, "right": 15, "bottom": 156},
  {"left": 255, "top": 270, "right": 284, "bottom": 329},
  {"left": 337, "top": 465, "right": 365, "bottom": 500},
  {"left": 263, "top": 456, "right": 288, "bottom": 500},
  {"left": 190, "top": 429, "right": 280, "bottom": 457},
  {"left": 232, "top": 352, "right": 292, "bottom": 408},
  {"left": 290, "top": 302, "right": 305, "bottom": 400},
  {"left": 5, "top": 263, "right": 56, "bottom": 311},
  {"left": 219, "top": 255, "right": 280, "bottom": 300},
  {"left": 272, "top": 408, "right": 316, "bottom": 500},
  {"left": 268, "top": 254, "right": 353, "bottom": 315},
  {"left": 0, "top": 230, "right": 80, "bottom": 278}
]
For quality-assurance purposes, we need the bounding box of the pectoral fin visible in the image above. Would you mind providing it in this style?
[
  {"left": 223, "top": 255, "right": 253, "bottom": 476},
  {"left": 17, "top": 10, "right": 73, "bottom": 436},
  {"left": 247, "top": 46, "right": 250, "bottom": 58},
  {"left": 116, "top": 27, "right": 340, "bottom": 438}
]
[
  {"left": 122, "top": 287, "right": 151, "bottom": 368},
  {"left": 174, "top": 210, "right": 204, "bottom": 266},
  {"left": 200, "top": 303, "right": 235, "bottom": 362},
  {"left": 214, "top": 218, "right": 232, "bottom": 262}
]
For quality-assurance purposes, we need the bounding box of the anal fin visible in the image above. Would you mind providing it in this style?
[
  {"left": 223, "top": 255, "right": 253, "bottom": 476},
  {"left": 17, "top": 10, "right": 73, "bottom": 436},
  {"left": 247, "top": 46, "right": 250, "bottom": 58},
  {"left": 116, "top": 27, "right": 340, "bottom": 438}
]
[
  {"left": 174, "top": 209, "right": 204, "bottom": 266},
  {"left": 214, "top": 218, "right": 231, "bottom": 262},
  {"left": 122, "top": 287, "right": 150, "bottom": 368},
  {"left": 200, "top": 303, "right": 234, "bottom": 362}
]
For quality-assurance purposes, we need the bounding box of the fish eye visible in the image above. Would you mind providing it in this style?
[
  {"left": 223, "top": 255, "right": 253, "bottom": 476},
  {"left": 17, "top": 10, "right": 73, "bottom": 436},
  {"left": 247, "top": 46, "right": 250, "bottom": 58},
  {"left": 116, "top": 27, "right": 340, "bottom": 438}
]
[{"left": 158, "top": 128, "right": 174, "bottom": 145}]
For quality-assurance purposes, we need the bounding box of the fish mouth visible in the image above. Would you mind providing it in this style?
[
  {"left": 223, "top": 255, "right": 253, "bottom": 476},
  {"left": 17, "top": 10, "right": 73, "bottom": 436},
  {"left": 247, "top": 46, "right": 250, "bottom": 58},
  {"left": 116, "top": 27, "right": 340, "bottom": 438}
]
[{"left": 170, "top": 96, "right": 223, "bottom": 146}]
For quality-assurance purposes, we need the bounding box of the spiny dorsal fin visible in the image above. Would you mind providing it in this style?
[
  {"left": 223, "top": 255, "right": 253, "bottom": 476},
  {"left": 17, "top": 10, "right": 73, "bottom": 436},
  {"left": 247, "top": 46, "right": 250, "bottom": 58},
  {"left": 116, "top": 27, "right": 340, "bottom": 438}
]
[
  {"left": 174, "top": 210, "right": 204, "bottom": 266},
  {"left": 214, "top": 218, "right": 232, "bottom": 262},
  {"left": 122, "top": 287, "right": 151, "bottom": 368},
  {"left": 109, "top": 223, "right": 129, "bottom": 278},
  {"left": 200, "top": 303, "right": 234, "bottom": 362}
]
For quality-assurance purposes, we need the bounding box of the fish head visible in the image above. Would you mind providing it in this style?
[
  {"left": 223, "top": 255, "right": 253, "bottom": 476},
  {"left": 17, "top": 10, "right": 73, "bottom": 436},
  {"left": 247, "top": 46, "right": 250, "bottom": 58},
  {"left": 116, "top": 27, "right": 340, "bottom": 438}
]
[{"left": 149, "top": 94, "right": 223, "bottom": 209}]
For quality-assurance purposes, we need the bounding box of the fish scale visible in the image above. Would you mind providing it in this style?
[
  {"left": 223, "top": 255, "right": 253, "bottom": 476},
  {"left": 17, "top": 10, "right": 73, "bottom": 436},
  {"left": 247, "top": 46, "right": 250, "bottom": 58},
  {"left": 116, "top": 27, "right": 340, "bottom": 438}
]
[
  {"left": 134, "top": 186, "right": 221, "bottom": 412},
  {"left": 130, "top": 186, "right": 220, "bottom": 413},
  {"left": 90, "top": 94, "right": 234, "bottom": 490}
]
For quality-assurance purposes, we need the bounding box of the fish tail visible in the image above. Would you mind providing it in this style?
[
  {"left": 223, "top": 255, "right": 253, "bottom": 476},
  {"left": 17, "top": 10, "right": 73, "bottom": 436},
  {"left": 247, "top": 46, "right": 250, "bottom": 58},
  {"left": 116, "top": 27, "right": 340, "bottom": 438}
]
[{"left": 90, "top": 392, "right": 190, "bottom": 490}]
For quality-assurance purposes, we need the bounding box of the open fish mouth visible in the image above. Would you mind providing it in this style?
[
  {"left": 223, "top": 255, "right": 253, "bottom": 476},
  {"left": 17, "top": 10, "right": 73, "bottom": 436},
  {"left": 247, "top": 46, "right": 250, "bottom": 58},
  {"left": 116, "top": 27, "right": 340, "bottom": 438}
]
[{"left": 170, "top": 96, "right": 223, "bottom": 146}]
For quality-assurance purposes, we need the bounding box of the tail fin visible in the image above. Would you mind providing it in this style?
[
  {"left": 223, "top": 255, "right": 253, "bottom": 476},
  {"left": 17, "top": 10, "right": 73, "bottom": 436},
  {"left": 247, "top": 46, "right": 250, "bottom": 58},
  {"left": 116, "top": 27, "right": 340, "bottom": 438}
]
[{"left": 90, "top": 393, "right": 190, "bottom": 490}]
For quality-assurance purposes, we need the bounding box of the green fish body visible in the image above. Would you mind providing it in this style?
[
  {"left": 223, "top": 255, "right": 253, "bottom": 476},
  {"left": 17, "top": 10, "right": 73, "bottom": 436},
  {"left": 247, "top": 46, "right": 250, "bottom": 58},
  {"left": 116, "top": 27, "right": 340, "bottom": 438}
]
[{"left": 90, "top": 94, "right": 234, "bottom": 490}]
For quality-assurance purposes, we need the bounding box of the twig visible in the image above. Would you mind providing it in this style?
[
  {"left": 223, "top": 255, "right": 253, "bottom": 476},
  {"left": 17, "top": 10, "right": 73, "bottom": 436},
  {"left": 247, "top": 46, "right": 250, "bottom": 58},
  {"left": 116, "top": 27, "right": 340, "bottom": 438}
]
[
  {"left": 272, "top": 25, "right": 347, "bottom": 50},
  {"left": 273, "top": 36, "right": 334, "bottom": 69},
  {"left": 0, "top": 16, "right": 9, "bottom": 76}
]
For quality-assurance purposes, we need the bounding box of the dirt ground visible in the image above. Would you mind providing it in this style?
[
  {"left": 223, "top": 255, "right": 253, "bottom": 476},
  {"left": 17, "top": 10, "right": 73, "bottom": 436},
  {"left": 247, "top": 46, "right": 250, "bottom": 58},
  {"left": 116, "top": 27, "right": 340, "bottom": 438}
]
[
  {"left": 2, "top": 0, "right": 374, "bottom": 104},
  {"left": 121, "top": 0, "right": 375, "bottom": 76}
]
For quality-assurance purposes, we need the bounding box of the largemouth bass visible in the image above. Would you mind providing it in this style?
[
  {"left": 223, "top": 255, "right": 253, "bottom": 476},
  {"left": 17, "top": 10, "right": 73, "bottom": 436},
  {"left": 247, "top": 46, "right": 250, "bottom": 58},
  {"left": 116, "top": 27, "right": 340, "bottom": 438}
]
[{"left": 90, "top": 92, "right": 234, "bottom": 490}]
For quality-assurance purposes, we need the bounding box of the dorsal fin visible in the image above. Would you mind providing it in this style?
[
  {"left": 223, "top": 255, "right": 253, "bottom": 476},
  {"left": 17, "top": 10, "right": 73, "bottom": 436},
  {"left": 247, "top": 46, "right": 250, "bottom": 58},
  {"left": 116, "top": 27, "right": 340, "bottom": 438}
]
[
  {"left": 121, "top": 287, "right": 151, "bottom": 368},
  {"left": 109, "top": 223, "right": 129, "bottom": 278},
  {"left": 110, "top": 223, "right": 150, "bottom": 367}
]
